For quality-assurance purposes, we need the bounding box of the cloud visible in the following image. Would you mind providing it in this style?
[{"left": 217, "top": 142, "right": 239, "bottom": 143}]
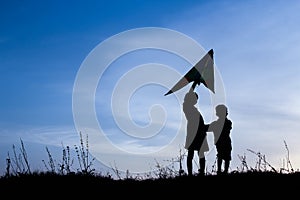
[
  {"left": 0, "top": 125, "right": 79, "bottom": 147},
  {"left": 0, "top": 38, "right": 8, "bottom": 44}
]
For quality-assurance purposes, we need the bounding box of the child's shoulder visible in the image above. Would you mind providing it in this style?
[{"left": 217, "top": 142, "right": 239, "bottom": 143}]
[{"left": 226, "top": 117, "right": 232, "bottom": 122}]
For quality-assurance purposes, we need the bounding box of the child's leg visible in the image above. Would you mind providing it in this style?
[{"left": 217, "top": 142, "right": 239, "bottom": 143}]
[
  {"left": 198, "top": 151, "right": 205, "bottom": 175},
  {"left": 217, "top": 154, "right": 222, "bottom": 174},
  {"left": 187, "top": 149, "right": 194, "bottom": 176},
  {"left": 224, "top": 159, "right": 230, "bottom": 173}
]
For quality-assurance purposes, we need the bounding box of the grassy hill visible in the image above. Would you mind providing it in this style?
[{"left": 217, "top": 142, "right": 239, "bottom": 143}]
[
  {"left": 1, "top": 136, "right": 298, "bottom": 197},
  {"left": 1, "top": 170, "right": 299, "bottom": 197}
]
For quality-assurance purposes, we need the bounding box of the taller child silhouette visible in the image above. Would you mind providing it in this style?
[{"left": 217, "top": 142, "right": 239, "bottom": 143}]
[{"left": 182, "top": 84, "right": 209, "bottom": 176}]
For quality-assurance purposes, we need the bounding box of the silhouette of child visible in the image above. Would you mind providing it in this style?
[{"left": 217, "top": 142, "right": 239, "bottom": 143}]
[
  {"left": 182, "top": 86, "right": 209, "bottom": 176},
  {"left": 208, "top": 104, "right": 232, "bottom": 174}
]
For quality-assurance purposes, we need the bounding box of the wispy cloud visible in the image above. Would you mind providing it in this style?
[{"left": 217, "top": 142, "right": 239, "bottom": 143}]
[
  {"left": 0, "top": 38, "right": 8, "bottom": 44},
  {"left": 0, "top": 125, "right": 78, "bottom": 147}
]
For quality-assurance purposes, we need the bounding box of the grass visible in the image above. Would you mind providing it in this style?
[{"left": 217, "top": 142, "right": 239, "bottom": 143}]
[
  {"left": 1, "top": 132, "right": 299, "bottom": 196},
  {"left": 1, "top": 170, "right": 299, "bottom": 197}
]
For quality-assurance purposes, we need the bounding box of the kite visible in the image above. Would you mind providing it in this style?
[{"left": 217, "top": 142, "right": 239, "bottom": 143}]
[{"left": 164, "top": 49, "right": 215, "bottom": 96}]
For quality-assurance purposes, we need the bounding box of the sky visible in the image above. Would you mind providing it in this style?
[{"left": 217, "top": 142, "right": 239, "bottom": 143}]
[{"left": 1, "top": 0, "right": 300, "bottom": 177}]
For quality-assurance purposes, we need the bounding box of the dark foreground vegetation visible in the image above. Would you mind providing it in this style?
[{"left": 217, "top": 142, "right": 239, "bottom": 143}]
[
  {"left": 1, "top": 134, "right": 298, "bottom": 197},
  {"left": 1, "top": 171, "right": 299, "bottom": 197}
]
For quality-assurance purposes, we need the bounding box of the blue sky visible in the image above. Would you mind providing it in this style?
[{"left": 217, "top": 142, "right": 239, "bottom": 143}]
[{"left": 1, "top": 0, "right": 300, "bottom": 176}]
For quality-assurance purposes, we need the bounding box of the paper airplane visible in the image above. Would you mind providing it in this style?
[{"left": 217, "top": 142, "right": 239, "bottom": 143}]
[{"left": 164, "top": 49, "right": 215, "bottom": 96}]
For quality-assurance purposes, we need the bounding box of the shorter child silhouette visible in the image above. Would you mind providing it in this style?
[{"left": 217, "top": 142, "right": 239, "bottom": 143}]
[{"left": 208, "top": 104, "right": 232, "bottom": 174}]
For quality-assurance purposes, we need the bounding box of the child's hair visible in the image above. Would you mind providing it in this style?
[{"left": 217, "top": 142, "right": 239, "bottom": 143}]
[
  {"left": 184, "top": 91, "right": 198, "bottom": 102},
  {"left": 216, "top": 104, "right": 228, "bottom": 116}
]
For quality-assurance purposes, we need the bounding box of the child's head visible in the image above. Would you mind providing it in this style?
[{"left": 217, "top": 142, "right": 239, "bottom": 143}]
[
  {"left": 215, "top": 104, "right": 228, "bottom": 118},
  {"left": 184, "top": 91, "right": 198, "bottom": 105}
]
